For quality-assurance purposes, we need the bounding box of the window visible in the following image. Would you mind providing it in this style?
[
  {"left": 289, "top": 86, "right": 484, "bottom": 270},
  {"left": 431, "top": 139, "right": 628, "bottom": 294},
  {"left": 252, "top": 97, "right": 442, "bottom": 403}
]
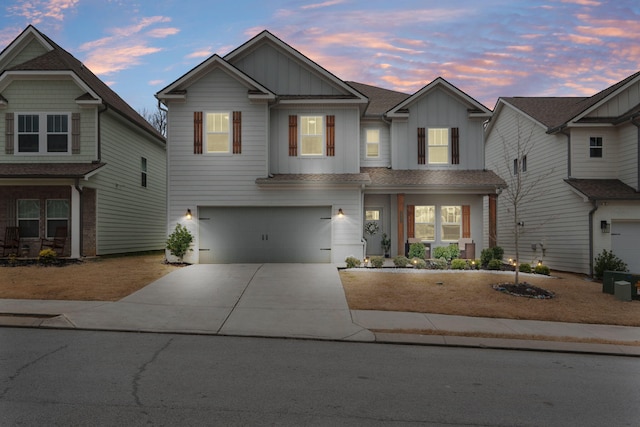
[
  {"left": 365, "top": 209, "right": 380, "bottom": 221},
  {"left": 366, "top": 129, "right": 379, "bottom": 157},
  {"left": 590, "top": 137, "right": 603, "bottom": 158},
  {"left": 141, "top": 157, "right": 147, "bottom": 187},
  {"left": 428, "top": 128, "right": 449, "bottom": 164},
  {"left": 513, "top": 158, "right": 519, "bottom": 175},
  {"left": 17, "top": 113, "right": 70, "bottom": 154},
  {"left": 513, "top": 155, "right": 527, "bottom": 175},
  {"left": 301, "top": 116, "right": 324, "bottom": 155},
  {"left": 522, "top": 155, "right": 527, "bottom": 173},
  {"left": 441, "top": 206, "right": 461, "bottom": 241},
  {"left": 415, "top": 206, "right": 435, "bottom": 241},
  {"left": 46, "top": 200, "right": 69, "bottom": 238},
  {"left": 17, "top": 199, "right": 40, "bottom": 238},
  {"left": 205, "top": 112, "right": 230, "bottom": 153}
]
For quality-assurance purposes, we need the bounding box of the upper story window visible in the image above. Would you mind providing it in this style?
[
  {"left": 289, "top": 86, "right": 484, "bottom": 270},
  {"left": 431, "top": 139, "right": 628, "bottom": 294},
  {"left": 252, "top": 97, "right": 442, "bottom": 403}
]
[
  {"left": 513, "top": 155, "right": 527, "bottom": 175},
  {"left": 589, "top": 136, "right": 603, "bottom": 158},
  {"left": 428, "top": 128, "right": 449, "bottom": 164},
  {"left": 17, "top": 113, "right": 70, "bottom": 154},
  {"left": 415, "top": 205, "right": 435, "bottom": 241},
  {"left": 366, "top": 129, "right": 380, "bottom": 157},
  {"left": 141, "top": 157, "right": 148, "bottom": 187},
  {"left": 301, "top": 116, "right": 324, "bottom": 156},
  {"left": 205, "top": 112, "right": 230, "bottom": 153}
]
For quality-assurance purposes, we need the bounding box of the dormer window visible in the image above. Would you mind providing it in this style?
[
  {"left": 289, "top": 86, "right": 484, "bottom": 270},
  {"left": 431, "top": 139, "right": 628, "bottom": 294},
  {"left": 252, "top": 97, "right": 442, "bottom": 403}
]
[{"left": 16, "top": 113, "right": 70, "bottom": 154}]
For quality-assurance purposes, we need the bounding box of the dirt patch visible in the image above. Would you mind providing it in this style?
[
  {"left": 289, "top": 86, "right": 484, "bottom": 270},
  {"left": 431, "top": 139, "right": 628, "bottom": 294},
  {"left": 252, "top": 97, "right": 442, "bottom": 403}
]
[{"left": 492, "top": 282, "right": 554, "bottom": 299}]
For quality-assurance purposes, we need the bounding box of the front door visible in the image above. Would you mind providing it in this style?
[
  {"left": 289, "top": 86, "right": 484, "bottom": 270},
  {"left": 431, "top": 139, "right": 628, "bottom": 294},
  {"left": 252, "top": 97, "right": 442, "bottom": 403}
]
[{"left": 365, "top": 208, "right": 383, "bottom": 256}]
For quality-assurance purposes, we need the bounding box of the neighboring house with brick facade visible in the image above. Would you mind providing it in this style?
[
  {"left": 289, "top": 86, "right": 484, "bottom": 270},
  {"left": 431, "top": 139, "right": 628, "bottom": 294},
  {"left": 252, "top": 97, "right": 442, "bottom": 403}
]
[
  {"left": 157, "top": 30, "right": 505, "bottom": 264},
  {"left": 485, "top": 71, "right": 640, "bottom": 275},
  {"left": 0, "top": 26, "right": 166, "bottom": 258}
]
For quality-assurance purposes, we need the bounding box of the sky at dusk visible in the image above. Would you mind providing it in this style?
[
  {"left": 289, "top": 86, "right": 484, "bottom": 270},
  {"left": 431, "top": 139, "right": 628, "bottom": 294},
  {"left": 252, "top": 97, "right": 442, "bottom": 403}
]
[{"left": 1, "top": 0, "right": 640, "bottom": 113}]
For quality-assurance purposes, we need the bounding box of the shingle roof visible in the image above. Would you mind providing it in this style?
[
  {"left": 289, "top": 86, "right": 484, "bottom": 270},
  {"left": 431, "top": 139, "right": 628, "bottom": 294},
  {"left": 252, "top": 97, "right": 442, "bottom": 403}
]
[
  {"left": 565, "top": 178, "right": 640, "bottom": 200},
  {"left": 362, "top": 167, "right": 506, "bottom": 189},
  {"left": 346, "top": 81, "right": 410, "bottom": 117},
  {"left": 256, "top": 173, "right": 371, "bottom": 185},
  {"left": 0, "top": 162, "right": 105, "bottom": 178},
  {"left": 5, "top": 26, "right": 164, "bottom": 143}
]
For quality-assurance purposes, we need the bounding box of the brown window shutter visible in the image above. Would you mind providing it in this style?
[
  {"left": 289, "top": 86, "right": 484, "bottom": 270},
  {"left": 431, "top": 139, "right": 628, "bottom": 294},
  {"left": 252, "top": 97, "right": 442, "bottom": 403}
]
[
  {"left": 462, "top": 205, "right": 471, "bottom": 238},
  {"left": 326, "top": 115, "right": 335, "bottom": 156},
  {"left": 288, "top": 115, "right": 297, "bottom": 156},
  {"left": 72, "top": 113, "right": 81, "bottom": 154},
  {"left": 232, "top": 111, "right": 241, "bottom": 154},
  {"left": 417, "top": 128, "right": 425, "bottom": 164},
  {"left": 451, "top": 127, "right": 459, "bottom": 164},
  {"left": 407, "top": 205, "right": 415, "bottom": 238},
  {"left": 193, "top": 112, "right": 203, "bottom": 154},
  {"left": 5, "top": 112, "right": 14, "bottom": 154},
  {"left": 488, "top": 194, "right": 497, "bottom": 247}
]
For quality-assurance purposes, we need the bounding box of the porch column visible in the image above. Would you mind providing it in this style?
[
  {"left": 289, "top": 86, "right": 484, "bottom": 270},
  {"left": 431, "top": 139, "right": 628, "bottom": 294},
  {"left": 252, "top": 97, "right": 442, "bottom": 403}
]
[
  {"left": 488, "top": 193, "right": 497, "bottom": 247},
  {"left": 70, "top": 185, "right": 81, "bottom": 258},
  {"left": 397, "top": 194, "right": 404, "bottom": 255}
]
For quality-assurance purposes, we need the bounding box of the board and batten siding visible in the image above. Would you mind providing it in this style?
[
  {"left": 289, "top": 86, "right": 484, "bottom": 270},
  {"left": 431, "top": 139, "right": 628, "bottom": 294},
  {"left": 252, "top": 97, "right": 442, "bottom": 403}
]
[
  {"left": 589, "top": 80, "right": 640, "bottom": 119},
  {"left": 486, "top": 105, "right": 591, "bottom": 274},
  {"left": 360, "top": 120, "right": 391, "bottom": 167},
  {"left": 86, "top": 110, "right": 166, "bottom": 254}
]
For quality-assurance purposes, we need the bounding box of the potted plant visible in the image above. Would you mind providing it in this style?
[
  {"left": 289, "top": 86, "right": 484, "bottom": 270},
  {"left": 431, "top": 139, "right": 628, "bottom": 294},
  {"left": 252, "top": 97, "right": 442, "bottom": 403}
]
[{"left": 381, "top": 233, "right": 391, "bottom": 258}]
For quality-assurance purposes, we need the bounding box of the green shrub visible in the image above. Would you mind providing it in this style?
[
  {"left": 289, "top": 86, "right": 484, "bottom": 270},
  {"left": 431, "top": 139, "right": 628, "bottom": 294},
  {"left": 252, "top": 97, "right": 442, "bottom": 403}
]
[
  {"left": 411, "top": 257, "right": 427, "bottom": 269},
  {"left": 519, "top": 263, "right": 532, "bottom": 273},
  {"left": 534, "top": 264, "right": 551, "bottom": 276},
  {"left": 492, "top": 246, "right": 504, "bottom": 261},
  {"left": 481, "top": 246, "right": 504, "bottom": 267},
  {"left": 593, "top": 249, "right": 628, "bottom": 279},
  {"left": 38, "top": 248, "right": 57, "bottom": 266},
  {"left": 393, "top": 255, "right": 410, "bottom": 267},
  {"left": 370, "top": 256, "right": 384, "bottom": 268},
  {"left": 487, "top": 258, "right": 502, "bottom": 270},
  {"left": 471, "top": 259, "right": 481, "bottom": 270},
  {"left": 166, "top": 223, "right": 194, "bottom": 262},
  {"left": 408, "top": 243, "right": 426, "bottom": 259},
  {"left": 451, "top": 259, "right": 467, "bottom": 270},
  {"left": 433, "top": 244, "right": 460, "bottom": 261},
  {"left": 428, "top": 258, "right": 448, "bottom": 270},
  {"left": 345, "top": 256, "right": 361, "bottom": 268}
]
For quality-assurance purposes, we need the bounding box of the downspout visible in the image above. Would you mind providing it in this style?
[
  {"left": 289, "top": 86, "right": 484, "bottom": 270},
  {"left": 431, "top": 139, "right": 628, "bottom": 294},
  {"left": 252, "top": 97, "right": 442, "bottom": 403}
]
[
  {"left": 74, "top": 178, "right": 83, "bottom": 257},
  {"left": 96, "top": 104, "right": 109, "bottom": 162},
  {"left": 631, "top": 115, "right": 640, "bottom": 191},
  {"left": 559, "top": 127, "right": 571, "bottom": 178},
  {"left": 588, "top": 199, "right": 598, "bottom": 277}
]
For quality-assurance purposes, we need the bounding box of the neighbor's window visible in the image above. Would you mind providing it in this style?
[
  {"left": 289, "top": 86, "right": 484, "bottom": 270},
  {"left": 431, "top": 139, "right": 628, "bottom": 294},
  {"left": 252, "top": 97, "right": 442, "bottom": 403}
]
[
  {"left": 300, "top": 116, "right": 324, "bottom": 155},
  {"left": 415, "top": 205, "right": 435, "bottom": 241},
  {"left": 46, "top": 200, "right": 69, "bottom": 238},
  {"left": 141, "top": 157, "right": 147, "bottom": 187},
  {"left": 428, "top": 128, "right": 449, "bottom": 164},
  {"left": 522, "top": 155, "right": 527, "bottom": 173},
  {"left": 205, "top": 112, "right": 230, "bottom": 153},
  {"left": 17, "top": 113, "right": 70, "bottom": 154},
  {"left": 514, "top": 155, "right": 527, "bottom": 175},
  {"left": 441, "top": 206, "right": 461, "bottom": 241},
  {"left": 17, "top": 199, "right": 40, "bottom": 238},
  {"left": 589, "top": 137, "right": 603, "bottom": 158},
  {"left": 366, "top": 129, "right": 380, "bottom": 157}
]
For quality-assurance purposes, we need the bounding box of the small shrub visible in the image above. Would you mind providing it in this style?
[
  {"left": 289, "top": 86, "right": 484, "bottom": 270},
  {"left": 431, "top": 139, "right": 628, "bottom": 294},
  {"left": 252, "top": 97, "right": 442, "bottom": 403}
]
[
  {"left": 432, "top": 246, "right": 448, "bottom": 260},
  {"left": 38, "top": 248, "right": 57, "bottom": 266},
  {"left": 433, "top": 244, "right": 460, "bottom": 261},
  {"left": 519, "top": 263, "right": 532, "bottom": 273},
  {"left": 471, "top": 259, "right": 481, "bottom": 270},
  {"left": 492, "top": 246, "right": 504, "bottom": 261},
  {"left": 411, "top": 257, "right": 427, "bottom": 269},
  {"left": 487, "top": 258, "right": 502, "bottom": 270},
  {"left": 393, "top": 255, "right": 410, "bottom": 267},
  {"left": 451, "top": 258, "right": 467, "bottom": 270},
  {"left": 370, "top": 256, "right": 384, "bottom": 268},
  {"left": 408, "top": 243, "right": 426, "bottom": 259},
  {"left": 481, "top": 246, "right": 504, "bottom": 267},
  {"left": 593, "top": 249, "right": 628, "bottom": 279},
  {"left": 534, "top": 264, "right": 551, "bottom": 275},
  {"left": 428, "top": 258, "right": 448, "bottom": 270},
  {"left": 345, "top": 256, "right": 361, "bottom": 268},
  {"left": 166, "top": 223, "right": 194, "bottom": 262}
]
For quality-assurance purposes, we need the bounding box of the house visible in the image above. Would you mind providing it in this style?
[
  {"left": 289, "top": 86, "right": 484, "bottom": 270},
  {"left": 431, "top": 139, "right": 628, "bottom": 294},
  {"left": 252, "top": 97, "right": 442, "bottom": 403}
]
[
  {"left": 0, "top": 26, "right": 166, "bottom": 258},
  {"left": 485, "top": 71, "right": 640, "bottom": 275},
  {"left": 156, "top": 30, "right": 505, "bottom": 264}
]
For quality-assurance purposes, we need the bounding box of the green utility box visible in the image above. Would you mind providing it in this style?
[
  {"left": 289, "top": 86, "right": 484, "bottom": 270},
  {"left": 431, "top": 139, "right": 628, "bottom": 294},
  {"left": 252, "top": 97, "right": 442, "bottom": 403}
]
[{"left": 602, "top": 271, "right": 640, "bottom": 300}]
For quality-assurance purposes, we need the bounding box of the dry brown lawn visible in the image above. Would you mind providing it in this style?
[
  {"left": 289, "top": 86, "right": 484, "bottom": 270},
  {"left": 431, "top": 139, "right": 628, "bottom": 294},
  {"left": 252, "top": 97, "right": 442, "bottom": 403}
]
[
  {"left": 341, "top": 270, "right": 640, "bottom": 327},
  {"left": 0, "top": 253, "right": 179, "bottom": 301}
]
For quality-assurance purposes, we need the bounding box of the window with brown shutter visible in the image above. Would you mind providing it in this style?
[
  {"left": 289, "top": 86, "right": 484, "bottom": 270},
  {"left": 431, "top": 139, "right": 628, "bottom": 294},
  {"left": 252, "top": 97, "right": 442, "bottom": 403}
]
[
  {"left": 72, "top": 113, "right": 81, "bottom": 154},
  {"left": 417, "top": 128, "right": 425, "bottom": 164},
  {"left": 407, "top": 205, "right": 415, "bottom": 238},
  {"left": 5, "top": 112, "right": 14, "bottom": 154},
  {"left": 462, "top": 205, "right": 470, "bottom": 238},
  {"left": 451, "top": 127, "right": 459, "bottom": 164},
  {"left": 326, "top": 115, "right": 335, "bottom": 156},
  {"left": 232, "top": 111, "right": 241, "bottom": 154},
  {"left": 193, "top": 111, "right": 203, "bottom": 154},
  {"left": 288, "top": 115, "right": 297, "bottom": 156}
]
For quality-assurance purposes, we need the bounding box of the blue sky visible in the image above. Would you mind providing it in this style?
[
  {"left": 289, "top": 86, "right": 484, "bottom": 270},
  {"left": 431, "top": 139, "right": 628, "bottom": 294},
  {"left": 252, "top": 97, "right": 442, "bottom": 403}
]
[{"left": 2, "top": 0, "right": 640, "bottom": 112}]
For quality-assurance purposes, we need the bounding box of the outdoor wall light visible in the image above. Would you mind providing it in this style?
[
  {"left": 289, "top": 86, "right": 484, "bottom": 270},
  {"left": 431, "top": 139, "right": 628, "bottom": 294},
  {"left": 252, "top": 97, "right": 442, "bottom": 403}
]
[
  {"left": 338, "top": 208, "right": 344, "bottom": 217},
  {"left": 186, "top": 209, "right": 192, "bottom": 220},
  {"left": 600, "top": 220, "right": 610, "bottom": 233}
]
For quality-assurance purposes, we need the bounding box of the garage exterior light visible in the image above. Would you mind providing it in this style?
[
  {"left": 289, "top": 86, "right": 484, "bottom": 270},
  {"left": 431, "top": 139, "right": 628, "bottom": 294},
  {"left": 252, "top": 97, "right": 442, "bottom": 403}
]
[
  {"left": 338, "top": 208, "right": 344, "bottom": 217},
  {"left": 186, "top": 209, "right": 192, "bottom": 220}
]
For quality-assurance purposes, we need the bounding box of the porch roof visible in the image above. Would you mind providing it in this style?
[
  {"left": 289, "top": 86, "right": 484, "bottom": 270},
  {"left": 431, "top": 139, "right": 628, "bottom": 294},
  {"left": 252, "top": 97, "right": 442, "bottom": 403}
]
[
  {"left": 256, "top": 173, "right": 371, "bottom": 186},
  {"left": 0, "top": 162, "right": 105, "bottom": 178},
  {"left": 565, "top": 178, "right": 640, "bottom": 200},
  {"left": 362, "top": 167, "right": 506, "bottom": 191}
]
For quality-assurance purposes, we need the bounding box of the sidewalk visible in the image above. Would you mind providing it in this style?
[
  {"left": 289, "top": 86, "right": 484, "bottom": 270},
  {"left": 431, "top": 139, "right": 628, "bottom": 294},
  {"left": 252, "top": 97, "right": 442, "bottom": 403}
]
[{"left": 0, "top": 263, "right": 638, "bottom": 356}]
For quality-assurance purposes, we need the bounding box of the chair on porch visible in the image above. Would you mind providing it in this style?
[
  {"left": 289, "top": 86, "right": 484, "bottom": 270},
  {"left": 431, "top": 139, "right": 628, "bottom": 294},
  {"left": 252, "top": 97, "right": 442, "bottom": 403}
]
[
  {"left": 1, "top": 226, "right": 20, "bottom": 256},
  {"left": 40, "top": 226, "right": 67, "bottom": 256}
]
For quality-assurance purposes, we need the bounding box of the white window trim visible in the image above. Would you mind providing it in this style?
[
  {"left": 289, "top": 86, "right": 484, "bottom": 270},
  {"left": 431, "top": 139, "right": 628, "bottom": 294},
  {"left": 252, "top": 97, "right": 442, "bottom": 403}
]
[
  {"left": 415, "top": 205, "right": 436, "bottom": 242},
  {"left": 441, "top": 205, "right": 461, "bottom": 242},
  {"left": 204, "top": 111, "right": 231, "bottom": 154},
  {"left": 141, "top": 157, "right": 148, "bottom": 188},
  {"left": 15, "top": 112, "right": 72, "bottom": 155},
  {"left": 589, "top": 136, "right": 603, "bottom": 159},
  {"left": 46, "top": 199, "right": 69, "bottom": 239},
  {"left": 17, "top": 199, "right": 40, "bottom": 238},
  {"left": 366, "top": 129, "right": 380, "bottom": 158},
  {"left": 300, "top": 115, "right": 325, "bottom": 157},
  {"left": 427, "top": 127, "right": 449, "bottom": 164}
]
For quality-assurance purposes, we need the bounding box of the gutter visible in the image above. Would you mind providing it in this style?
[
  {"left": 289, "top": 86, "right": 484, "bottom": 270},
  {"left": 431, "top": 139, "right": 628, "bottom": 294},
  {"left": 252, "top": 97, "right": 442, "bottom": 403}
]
[
  {"left": 74, "top": 178, "right": 83, "bottom": 257},
  {"left": 631, "top": 115, "right": 640, "bottom": 191},
  {"left": 588, "top": 199, "right": 598, "bottom": 277},
  {"left": 559, "top": 128, "right": 571, "bottom": 178},
  {"left": 96, "top": 104, "right": 108, "bottom": 162}
]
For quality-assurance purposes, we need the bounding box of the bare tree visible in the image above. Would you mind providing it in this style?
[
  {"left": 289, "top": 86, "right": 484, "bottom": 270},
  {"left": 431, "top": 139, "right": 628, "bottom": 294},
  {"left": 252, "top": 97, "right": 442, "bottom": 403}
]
[{"left": 139, "top": 106, "right": 167, "bottom": 137}]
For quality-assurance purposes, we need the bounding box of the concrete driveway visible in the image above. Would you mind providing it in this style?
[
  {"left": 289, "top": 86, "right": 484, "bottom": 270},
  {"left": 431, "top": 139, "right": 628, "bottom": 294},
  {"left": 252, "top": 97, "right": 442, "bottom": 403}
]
[{"left": 54, "top": 264, "right": 375, "bottom": 341}]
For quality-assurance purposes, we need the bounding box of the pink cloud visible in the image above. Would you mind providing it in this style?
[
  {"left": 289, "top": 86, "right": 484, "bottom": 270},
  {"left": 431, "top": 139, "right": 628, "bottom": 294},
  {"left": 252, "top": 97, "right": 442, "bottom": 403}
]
[
  {"left": 7, "top": 0, "right": 79, "bottom": 24},
  {"left": 301, "top": 0, "right": 345, "bottom": 10},
  {"left": 561, "top": 33, "right": 604, "bottom": 45},
  {"left": 83, "top": 45, "right": 162, "bottom": 75},
  {"left": 185, "top": 49, "right": 214, "bottom": 59},
  {"left": 559, "top": 0, "right": 601, "bottom": 5},
  {"left": 147, "top": 28, "right": 180, "bottom": 38},
  {"left": 506, "top": 45, "right": 535, "bottom": 52}
]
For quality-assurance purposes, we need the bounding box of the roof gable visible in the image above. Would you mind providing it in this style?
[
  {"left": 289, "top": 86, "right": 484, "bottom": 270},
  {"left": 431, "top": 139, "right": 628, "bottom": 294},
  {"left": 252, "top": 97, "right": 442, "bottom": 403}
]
[{"left": 0, "top": 26, "right": 53, "bottom": 70}]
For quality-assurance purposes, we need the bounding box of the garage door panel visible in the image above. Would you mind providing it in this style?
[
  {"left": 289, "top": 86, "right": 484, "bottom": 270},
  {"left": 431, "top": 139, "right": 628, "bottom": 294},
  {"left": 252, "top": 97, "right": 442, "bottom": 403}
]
[{"left": 612, "top": 221, "right": 640, "bottom": 273}]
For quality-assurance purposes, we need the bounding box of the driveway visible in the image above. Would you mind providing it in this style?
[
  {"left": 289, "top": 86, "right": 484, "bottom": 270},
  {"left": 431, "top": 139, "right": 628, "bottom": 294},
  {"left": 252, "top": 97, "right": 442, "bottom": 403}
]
[{"left": 51, "top": 264, "right": 374, "bottom": 341}]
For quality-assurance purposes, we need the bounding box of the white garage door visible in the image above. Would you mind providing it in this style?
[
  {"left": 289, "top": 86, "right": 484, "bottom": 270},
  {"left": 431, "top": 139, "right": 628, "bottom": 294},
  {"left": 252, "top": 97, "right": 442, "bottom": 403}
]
[
  {"left": 612, "top": 221, "right": 640, "bottom": 273},
  {"left": 198, "top": 206, "right": 332, "bottom": 263}
]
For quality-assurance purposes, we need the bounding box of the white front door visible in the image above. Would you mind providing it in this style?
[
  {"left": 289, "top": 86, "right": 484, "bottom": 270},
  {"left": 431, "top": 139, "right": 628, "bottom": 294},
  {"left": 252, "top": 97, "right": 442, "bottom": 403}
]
[{"left": 365, "top": 208, "right": 383, "bottom": 256}]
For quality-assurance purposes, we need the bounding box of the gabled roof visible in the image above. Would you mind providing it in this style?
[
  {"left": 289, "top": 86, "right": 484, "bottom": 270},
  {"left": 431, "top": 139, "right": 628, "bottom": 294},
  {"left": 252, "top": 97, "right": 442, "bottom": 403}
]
[
  {"left": 155, "top": 54, "right": 276, "bottom": 102},
  {"left": 0, "top": 162, "right": 105, "bottom": 179},
  {"left": 565, "top": 178, "right": 640, "bottom": 201},
  {"left": 346, "top": 81, "right": 410, "bottom": 117},
  {"left": 386, "top": 77, "right": 492, "bottom": 118},
  {"left": 0, "top": 26, "right": 164, "bottom": 142}
]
